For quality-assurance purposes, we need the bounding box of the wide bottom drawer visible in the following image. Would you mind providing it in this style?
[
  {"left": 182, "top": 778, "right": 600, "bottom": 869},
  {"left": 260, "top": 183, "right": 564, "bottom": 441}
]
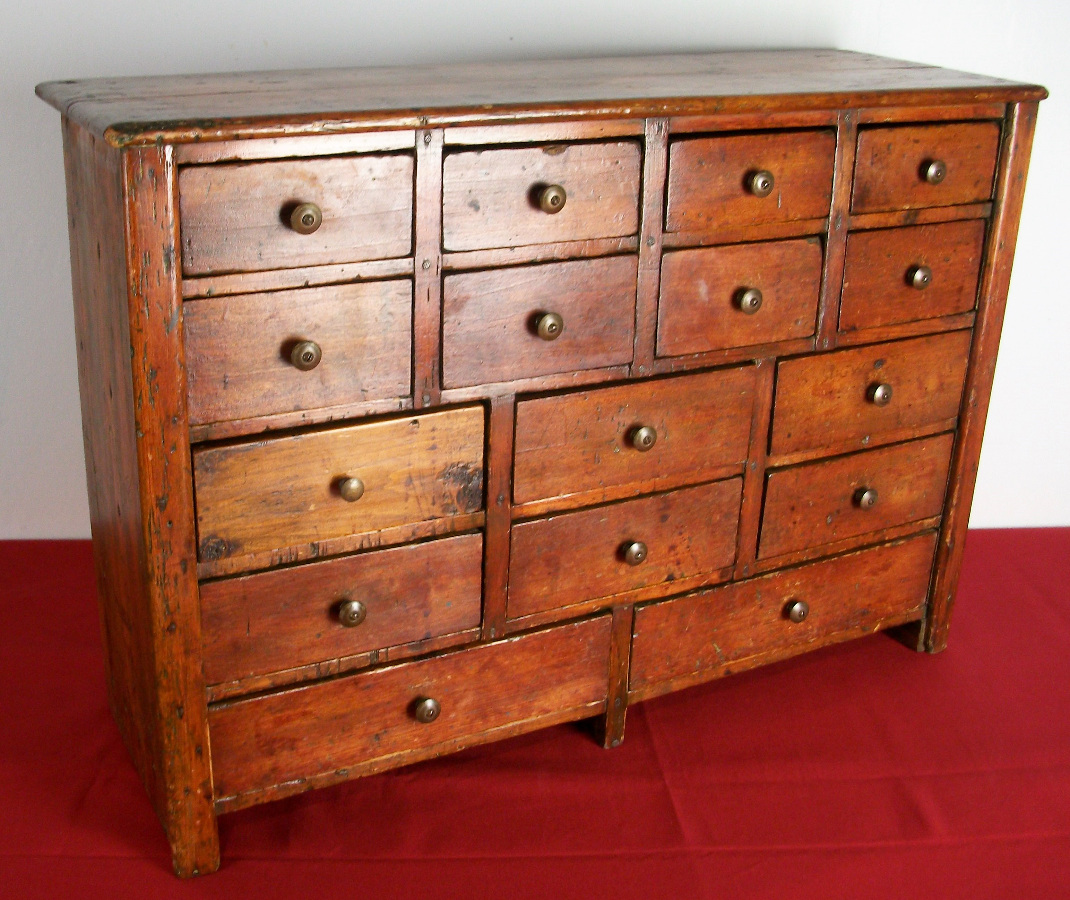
[
  {"left": 630, "top": 533, "right": 937, "bottom": 700},
  {"left": 209, "top": 616, "right": 613, "bottom": 807}
]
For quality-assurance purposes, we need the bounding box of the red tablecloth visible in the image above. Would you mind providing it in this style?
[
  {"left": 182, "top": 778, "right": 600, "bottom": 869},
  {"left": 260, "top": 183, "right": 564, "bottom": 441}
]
[{"left": 2, "top": 530, "right": 1068, "bottom": 898}]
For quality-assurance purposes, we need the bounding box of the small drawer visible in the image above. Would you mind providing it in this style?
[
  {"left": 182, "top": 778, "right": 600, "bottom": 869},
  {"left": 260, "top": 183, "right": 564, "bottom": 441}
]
[
  {"left": 179, "top": 154, "right": 414, "bottom": 275},
  {"left": 630, "top": 533, "right": 937, "bottom": 696},
  {"left": 657, "top": 237, "right": 823, "bottom": 356},
  {"left": 665, "top": 130, "right": 836, "bottom": 232},
  {"left": 508, "top": 478, "right": 742, "bottom": 621},
  {"left": 770, "top": 331, "right": 971, "bottom": 457},
  {"left": 758, "top": 433, "right": 954, "bottom": 559},
  {"left": 184, "top": 280, "right": 412, "bottom": 426},
  {"left": 442, "top": 141, "right": 641, "bottom": 251},
  {"left": 852, "top": 122, "right": 1001, "bottom": 213},
  {"left": 839, "top": 220, "right": 985, "bottom": 332},
  {"left": 442, "top": 256, "right": 637, "bottom": 389},
  {"left": 209, "top": 615, "right": 613, "bottom": 804},
  {"left": 193, "top": 406, "right": 484, "bottom": 565},
  {"left": 513, "top": 367, "right": 756, "bottom": 508},
  {"left": 200, "top": 533, "right": 484, "bottom": 688}
]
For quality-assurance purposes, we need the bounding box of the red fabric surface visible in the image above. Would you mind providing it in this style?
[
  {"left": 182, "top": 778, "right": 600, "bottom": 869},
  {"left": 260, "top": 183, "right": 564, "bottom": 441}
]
[{"left": 1, "top": 531, "right": 1068, "bottom": 898}]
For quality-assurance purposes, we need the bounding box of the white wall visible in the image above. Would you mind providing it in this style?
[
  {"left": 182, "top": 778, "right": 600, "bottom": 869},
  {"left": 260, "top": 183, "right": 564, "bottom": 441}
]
[{"left": 2, "top": 0, "right": 1066, "bottom": 537}]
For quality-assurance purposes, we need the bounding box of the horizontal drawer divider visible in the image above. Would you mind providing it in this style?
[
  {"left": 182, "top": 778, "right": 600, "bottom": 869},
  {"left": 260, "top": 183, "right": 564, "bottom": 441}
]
[
  {"left": 836, "top": 312, "right": 977, "bottom": 347},
  {"left": 181, "top": 258, "right": 416, "bottom": 300},
  {"left": 442, "top": 237, "right": 639, "bottom": 271},
  {"left": 766, "top": 419, "right": 959, "bottom": 468},
  {"left": 848, "top": 203, "right": 992, "bottom": 232},
  {"left": 662, "top": 218, "right": 828, "bottom": 249}
]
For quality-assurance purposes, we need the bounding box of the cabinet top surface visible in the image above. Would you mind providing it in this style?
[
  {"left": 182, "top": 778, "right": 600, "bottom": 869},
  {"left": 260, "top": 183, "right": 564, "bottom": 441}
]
[{"left": 37, "top": 49, "right": 1046, "bottom": 147}]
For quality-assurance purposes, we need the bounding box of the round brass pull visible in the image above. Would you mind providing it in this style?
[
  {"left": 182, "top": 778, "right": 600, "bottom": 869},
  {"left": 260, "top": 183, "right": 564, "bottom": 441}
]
[
  {"left": 536, "top": 311, "right": 564, "bottom": 341},
  {"left": 854, "top": 487, "right": 879, "bottom": 510},
  {"left": 337, "top": 599, "right": 367, "bottom": 628},
  {"left": 538, "top": 184, "right": 567, "bottom": 214},
  {"left": 923, "top": 160, "right": 948, "bottom": 185},
  {"left": 868, "top": 382, "right": 893, "bottom": 407},
  {"left": 737, "top": 288, "right": 763, "bottom": 314},
  {"left": 786, "top": 600, "right": 810, "bottom": 623},
  {"left": 290, "top": 202, "right": 323, "bottom": 235},
  {"left": 339, "top": 476, "right": 365, "bottom": 502},
  {"left": 290, "top": 340, "right": 322, "bottom": 371},
  {"left": 413, "top": 697, "right": 441, "bottom": 724},
  {"left": 909, "top": 265, "right": 933, "bottom": 290},
  {"left": 623, "top": 541, "right": 648, "bottom": 566},
  {"left": 747, "top": 170, "right": 775, "bottom": 198},
  {"left": 629, "top": 425, "right": 657, "bottom": 452}
]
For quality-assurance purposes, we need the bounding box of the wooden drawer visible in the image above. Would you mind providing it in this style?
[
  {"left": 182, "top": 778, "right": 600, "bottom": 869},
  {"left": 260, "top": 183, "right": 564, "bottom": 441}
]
[
  {"left": 178, "top": 154, "right": 414, "bottom": 275},
  {"left": 630, "top": 533, "right": 937, "bottom": 697},
  {"left": 758, "top": 433, "right": 954, "bottom": 559},
  {"left": 508, "top": 478, "right": 742, "bottom": 621},
  {"left": 200, "top": 533, "right": 483, "bottom": 688},
  {"left": 513, "top": 367, "right": 756, "bottom": 509},
  {"left": 770, "top": 330, "right": 972, "bottom": 457},
  {"left": 442, "top": 256, "right": 637, "bottom": 388},
  {"left": 665, "top": 130, "right": 836, "bottom": 232},
  {"left": 193, "top": 406, "right": 484, "bottom": 566},
  {"left": 184, "top": 280, "right": 412, "bottom": 426},
  {"left": 442, "top": 141, "right": 641, "bottom": 251},
  {"left": 209, "top": 616, "right": 613, "bottom": 804},
  {"left": 839, "top": 220, "right": 985, "bottom": 332},
  {"left": 852, "top": 122, "right": 1001, "bottom": 213},
  {"left": 657, "top": 237, "right": 823, "bottom": 356}
]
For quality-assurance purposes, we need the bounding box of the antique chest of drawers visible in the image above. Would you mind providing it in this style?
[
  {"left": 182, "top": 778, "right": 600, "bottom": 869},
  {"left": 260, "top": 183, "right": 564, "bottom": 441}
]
[{"left": 37, "top": 51, "right": 1045, "bottom": 875}]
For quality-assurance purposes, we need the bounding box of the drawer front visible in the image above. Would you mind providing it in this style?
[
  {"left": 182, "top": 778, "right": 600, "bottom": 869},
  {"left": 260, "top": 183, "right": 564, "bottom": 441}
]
[
  {"left": 657, "top": 238, "right": 823, "bottom": 356},
  {"left": 442, "top": 256, "right": 637, "bottom": 388},
  {"left": 770, "top": 330, "right": 972, "bottom": 457},
  {"left": 513, "top": 367, "right": 756, "bottom": 507},
  {"left": 193, "top": 406, "right": 484, "bottom": 564},
  {"left": 630, "top": 533, "right": 937, "bottom": 694},
  {"left": 209, "top": 616, "right": 613, "bottom": 802},
  {"left": 442, "top": 141, "right": 641, "bottom": 251},
  {"left": 665, "top": 130, "right": 836, "bottom": 232},
  {"left": 758, "top": 433, "right": 954, "bottom": 559},
  {"left": 508, "top": 479, "right": 742, "bottom": 620},
  {"left": 852, "top": 122, "right": 1001, "bottom": 213},
  {"left": 839, "top": 220, "right": 985, "bottom": 332},
  {"left": 185, "top": 280, "right": 412, "bottom": 426},
  {"left": 178, "top": 154, "right": 414, "bottom": 275},
  {"left": 200, "top": 533, "right": 484, "bottom": 686}
]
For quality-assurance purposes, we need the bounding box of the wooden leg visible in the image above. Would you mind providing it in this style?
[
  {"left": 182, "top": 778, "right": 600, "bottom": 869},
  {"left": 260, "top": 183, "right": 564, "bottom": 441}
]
[
  {"left": 170, "top": 810, "right": 221, "bottom": 877},
  {"left": 597, "top": 605, "right": 634, "bottom": 749}
]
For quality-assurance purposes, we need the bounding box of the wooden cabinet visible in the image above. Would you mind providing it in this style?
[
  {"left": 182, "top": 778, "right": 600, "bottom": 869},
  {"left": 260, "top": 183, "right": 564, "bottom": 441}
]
[{"left": 37, "top": 50, "right": 1045, "bottom": 876}]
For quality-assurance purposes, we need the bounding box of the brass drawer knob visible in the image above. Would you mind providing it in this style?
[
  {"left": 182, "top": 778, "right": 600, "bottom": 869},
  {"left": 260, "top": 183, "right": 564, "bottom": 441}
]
[
  {"left": 854, "top": 487, "right": 879, "bottom": 510},
  {"left": 629, "top": 425, "right": 657, "bottom": 452},
  {"left": 413, "top": 697, "right": 441, "bottom": 724},
  {"left": 737, "top": 288, "right": 764, "bottom": 314},
  {"left": 785, "top": 599, "right": 810, "bottom": 623},
  {"left": 747, "top": 169, "right": 775, "bottom": 198},
  {"left": 290, "top": 340, "right": 322, "bottom": 371},
  {"left": 623, "top": 540, "right": 648, "bottom": 566},
  {"left": 538, "top": 184, "right": 567, "bottom": 214},
  {"left": 290, "top": 202, "right": 323, "bottom": 234},
  {"left": 337, "top": 598, "right": 367, "bottom": 628},
  {"left": 339, "top": 476, "right": 365, "bottom": 502},
  {"left": 908, "top": 265, "right": 933, "bottom": 290},
  {"left": 536, "top": 311, "right": 564, "bottom": 341},
  {"left": 923, "top": 160, "right": 948, "bottom": 185},
  {"left": 868, "top": 382, "right": 893, "bottom": 406}
]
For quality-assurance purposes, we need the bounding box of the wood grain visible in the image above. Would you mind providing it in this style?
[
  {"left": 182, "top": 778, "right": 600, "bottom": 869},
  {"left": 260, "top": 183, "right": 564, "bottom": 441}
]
[
  {"left": 840, "top": 220, "right": 985, "bottom": 332},
  {"left": 508, "top": 479, "right": 742, "bottom": 620},
  {"left": 657, "top": 237, "right": 823, "bottom": 356},
  {"left": 852, "top": 122, "right": 1001, "bottom": 213},
  {"left": 666, "top": 130, "right": 836, "bottom": 232},
  {"left": 442, "top": 256, "right": 637, "bottom": 389},
  {"left": 442, "top": 141, "right": 641, "bottom": 250},
  {"left": 513, "top": 366, "right": 756, "bottom": 509},
  {"left": 193, "top": 407, "right": 484, "bottom": 565},
  {"left": 209, "top": 616, "right": 612, "bottom": 805},
  {"left": 178, "top": 154, "right": 414, "bottom": 274},
  {"left": 770, "top": 330, "right": 972, "bottom": 457}
]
